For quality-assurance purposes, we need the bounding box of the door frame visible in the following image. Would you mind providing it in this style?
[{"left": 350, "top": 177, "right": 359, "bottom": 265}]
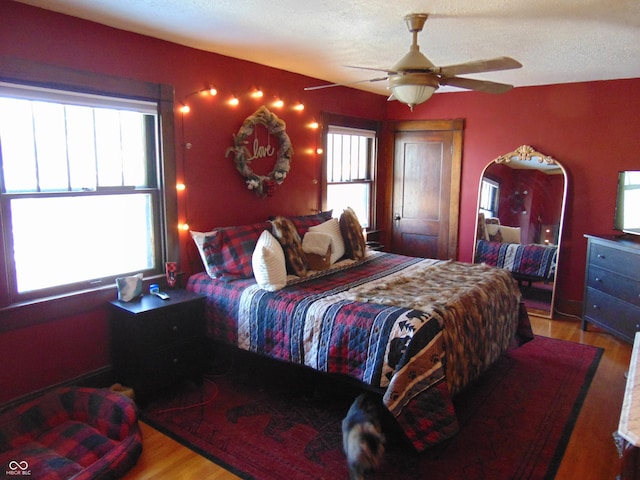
[{"left": 380, "top": 119, "right": 464, "bottom": 259}]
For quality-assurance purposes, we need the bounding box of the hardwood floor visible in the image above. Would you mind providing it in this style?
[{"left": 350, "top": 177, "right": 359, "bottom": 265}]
[{"left": 123, "top": 314, "right": 632, "bottom": 479}]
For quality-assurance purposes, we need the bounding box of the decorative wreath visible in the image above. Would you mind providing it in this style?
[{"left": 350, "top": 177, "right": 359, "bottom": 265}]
[{"left": 225, "top": 106, "right": 293, "bottom": 197}]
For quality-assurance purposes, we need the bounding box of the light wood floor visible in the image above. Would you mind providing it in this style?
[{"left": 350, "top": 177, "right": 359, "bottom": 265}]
[{"left": 123, "top": 314, "right": 632, "bottom": 480}]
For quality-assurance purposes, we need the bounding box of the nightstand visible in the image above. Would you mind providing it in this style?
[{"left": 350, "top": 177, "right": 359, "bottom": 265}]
[{"left": 109, "top": 289, "right": 206, "bottom": 403}]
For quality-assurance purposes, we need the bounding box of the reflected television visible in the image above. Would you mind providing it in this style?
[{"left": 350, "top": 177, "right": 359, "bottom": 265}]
[{"left": 614, "top": 170, "right": 640, "bottom": 236}]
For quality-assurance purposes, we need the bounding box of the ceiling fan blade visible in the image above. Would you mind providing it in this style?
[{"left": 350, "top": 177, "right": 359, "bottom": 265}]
[
  {"left": 304, "top": 76, "right": 388, "bottom": 91},
  {"left": 440, "top": 76, "right": 514, "bottom": 94},
  {"left": 344, "top": 65, "right": 399, "bottom": 74},
  {"left": 437, "top": 56, "right": 522, "bottom": 77}
]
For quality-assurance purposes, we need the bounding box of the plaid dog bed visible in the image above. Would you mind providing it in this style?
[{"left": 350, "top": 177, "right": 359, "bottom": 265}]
[{"left": 0, "top": 387, "right": 142, "bottom": 479}]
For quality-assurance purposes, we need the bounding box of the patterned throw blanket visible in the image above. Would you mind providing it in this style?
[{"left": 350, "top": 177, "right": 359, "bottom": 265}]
[
  {"left": 475, "top": 239, "right": 558, "bottom": 280},
  {"left": 188, "top": 252, "right": 532, "bottom": 451}
]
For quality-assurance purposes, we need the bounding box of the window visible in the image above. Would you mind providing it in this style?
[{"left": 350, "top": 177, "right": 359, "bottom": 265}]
[
  {"left": 0, "top": 76, "right": 175, "bottom": 308},
  {"left": 620, "top": 171, "right": 640, "bottom": 230},
  {"left": 479, "top": 178, "right": 500, "bottom": 218},
  {"left": 324, "top": 123, "right": 377, "bottom": 228}
]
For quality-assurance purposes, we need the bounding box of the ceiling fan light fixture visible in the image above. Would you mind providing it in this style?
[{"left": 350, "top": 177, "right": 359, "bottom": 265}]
[
  {"left": 392, "top": 46, "right": 434, "bottom": 72},
  {"left": 388, "top": 73, "right": 439, "bottom": 110},
  {"left": 303, "top": 13, "right": 521, "bottom": 102}
]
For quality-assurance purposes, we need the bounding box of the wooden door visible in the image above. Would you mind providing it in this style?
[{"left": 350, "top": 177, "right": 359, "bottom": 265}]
[{"left": 391, "top": 120, "right": 462, "bottom": 259}]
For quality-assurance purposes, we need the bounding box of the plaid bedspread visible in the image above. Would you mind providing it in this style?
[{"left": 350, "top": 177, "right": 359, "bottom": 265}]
[
  {"left": 187, "top": 252, "right": 532, "bottom": 451},
  {"left": 475, "top": 239, "right": 558, "bottom": 280}
]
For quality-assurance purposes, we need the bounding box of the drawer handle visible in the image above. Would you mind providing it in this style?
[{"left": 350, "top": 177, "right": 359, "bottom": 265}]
[
  {"left": 597, "top": 254, "right": 605, "bottom": 259},
  {"left": 592, "top": 304, "right": 599, "bottom": 310},
  {"left": 172, "top": 358, "right": 179, "bottom": 364},
  {"left": 172, "top": 325, "right": 178, "bottom": 332},
  {"left": 594, "top": 277, "right": 601, "bottom": 283}
]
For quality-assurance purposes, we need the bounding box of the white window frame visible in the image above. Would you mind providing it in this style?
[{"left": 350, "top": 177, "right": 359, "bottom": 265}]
[
  {"left": 0, "top": 59, "right": 177, "bottom": 324},
  {"left": 0, "top": 83, "right": 165, "bottom": 302},
  {"left": 324, "top": 124, "right": 377, "bottom": 229}
]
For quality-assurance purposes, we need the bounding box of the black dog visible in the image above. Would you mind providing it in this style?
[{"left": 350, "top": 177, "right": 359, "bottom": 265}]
[{"left": 341, "top": 394, "right": 385, "bottom": 480}]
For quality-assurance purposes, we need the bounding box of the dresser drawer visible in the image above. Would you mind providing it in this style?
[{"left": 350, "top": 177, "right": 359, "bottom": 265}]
[
  {"left": 589, "top": 242, "right": 640, "bottom": 280},
  {"left": 587, "top": 265, "right": 640, "bottom": 308},
  {"left": 584, "top": 287, "right": 640, "bottom": 341}
]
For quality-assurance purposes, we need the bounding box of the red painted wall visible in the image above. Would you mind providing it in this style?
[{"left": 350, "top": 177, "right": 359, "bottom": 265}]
[
  {"left": 1, "top": 2, "right": 639, "bottom": 403},
  {"left": 0, "top": 2, "right": 386, "bottom": 403},
  {"left": 387, "top": 79, "right": 640, "bottom": 310}
]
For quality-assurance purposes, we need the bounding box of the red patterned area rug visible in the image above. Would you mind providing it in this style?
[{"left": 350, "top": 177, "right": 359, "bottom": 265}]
[{"left": 141, "top": 336, "right": 602, "bottom": 480}]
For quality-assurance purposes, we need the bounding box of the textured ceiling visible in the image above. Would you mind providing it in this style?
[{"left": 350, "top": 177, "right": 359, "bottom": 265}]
[{"left": 15, "top": 0, "right": 640, "bottom": 96}]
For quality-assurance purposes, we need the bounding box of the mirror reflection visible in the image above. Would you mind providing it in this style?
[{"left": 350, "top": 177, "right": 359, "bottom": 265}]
[{"left": 474, "top": 145, "right": 567, "bottom": 318}]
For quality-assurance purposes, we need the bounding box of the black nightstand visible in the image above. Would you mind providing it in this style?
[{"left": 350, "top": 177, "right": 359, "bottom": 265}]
[{"left": 109, "top": 289, "right": 206, "bottom": 403}]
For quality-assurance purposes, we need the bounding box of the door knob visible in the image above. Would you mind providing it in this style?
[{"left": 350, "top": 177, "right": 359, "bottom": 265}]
[{"left": 394, "top": 213, "right": 401, "bottom": 221}]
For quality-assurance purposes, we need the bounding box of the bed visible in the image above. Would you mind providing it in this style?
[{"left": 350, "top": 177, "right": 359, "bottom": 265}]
[
  {"left": 187, "top": 212, "right": 533, "bottom": 452},
  {"left": 475, "top": 213, "right": 558, "bottom": 284},
  {"left": 475, "top": 238, "right": 558, "bottom": 283}
]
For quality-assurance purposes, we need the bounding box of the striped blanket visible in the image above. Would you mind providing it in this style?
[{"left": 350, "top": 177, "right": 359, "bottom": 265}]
[
  {"left": 187, "top": 252, "right": 532, "bottom": 451},
  {"left": 475, "top": 239, "right": 558, "bottom": 280}
]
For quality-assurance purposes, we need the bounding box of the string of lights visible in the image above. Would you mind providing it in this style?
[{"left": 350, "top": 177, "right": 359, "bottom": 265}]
[{"left": 175, "top": 83, "right": 320, "bottom": 232}]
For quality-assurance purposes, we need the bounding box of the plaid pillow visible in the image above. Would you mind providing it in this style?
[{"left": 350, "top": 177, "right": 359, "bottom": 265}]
[
  {"left": 284, "top": 210, "right": 333, "bottom": 237},
  {"left": 202, "top": 221, "right": 271, "bottom": 280}
]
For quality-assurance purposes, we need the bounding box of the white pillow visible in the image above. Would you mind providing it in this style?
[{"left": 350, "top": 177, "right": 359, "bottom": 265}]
[
  {"left": 500, "top": 225, "right": 521, "bottom": 244},
  {"left": 190, "top": 230, "right": 216, "bottom": 277},
  {"left": 308, "top": 218, "right": 345, "bottom": 264},
  {"left": 252, "top": 230, "right": 287, "bottom": 291}
]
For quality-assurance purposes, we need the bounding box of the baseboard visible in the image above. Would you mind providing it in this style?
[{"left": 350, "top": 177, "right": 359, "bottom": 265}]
[{"left": 0, "top": 365, "right": 114, "bottom": 412}]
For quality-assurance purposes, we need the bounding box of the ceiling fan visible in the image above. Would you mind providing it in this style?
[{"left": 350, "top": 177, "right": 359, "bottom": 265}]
[{"left": 305, "top": 13, "right": 522, "bottom": 110}]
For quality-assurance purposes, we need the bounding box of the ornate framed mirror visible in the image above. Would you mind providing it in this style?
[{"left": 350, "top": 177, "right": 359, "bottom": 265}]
[{"left": 473, "top": 145, "right": 568, "bottom": 318}]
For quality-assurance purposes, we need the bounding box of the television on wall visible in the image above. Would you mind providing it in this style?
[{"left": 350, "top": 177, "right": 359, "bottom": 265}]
[{"left": 614, "top": 170, "right": 640, "bottom": 236}]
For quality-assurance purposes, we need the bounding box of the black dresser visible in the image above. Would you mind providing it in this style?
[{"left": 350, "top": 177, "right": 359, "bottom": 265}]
[
  {"left": 582, "top": 234, "right": 640, "bottom": 343},
  {"left": 109, "top": 289, "right": 206, "bottom": 403}
]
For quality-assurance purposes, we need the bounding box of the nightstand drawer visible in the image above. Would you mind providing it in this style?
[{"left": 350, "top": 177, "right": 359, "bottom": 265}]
[
  {"left": 584, "top": 287, "right": 640, "bottom": 341},
  {"left": 587, "top": 265, "right": 640, "bottom": 308},
  {"left": 589, "top": 243, "right": 640, "bottom": 280},
  {"left": 138, "top": 341, "right": 204, "bottom": 384},
  {"left": 134, "top": 305, "right": 204, "bottom": 345}
]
